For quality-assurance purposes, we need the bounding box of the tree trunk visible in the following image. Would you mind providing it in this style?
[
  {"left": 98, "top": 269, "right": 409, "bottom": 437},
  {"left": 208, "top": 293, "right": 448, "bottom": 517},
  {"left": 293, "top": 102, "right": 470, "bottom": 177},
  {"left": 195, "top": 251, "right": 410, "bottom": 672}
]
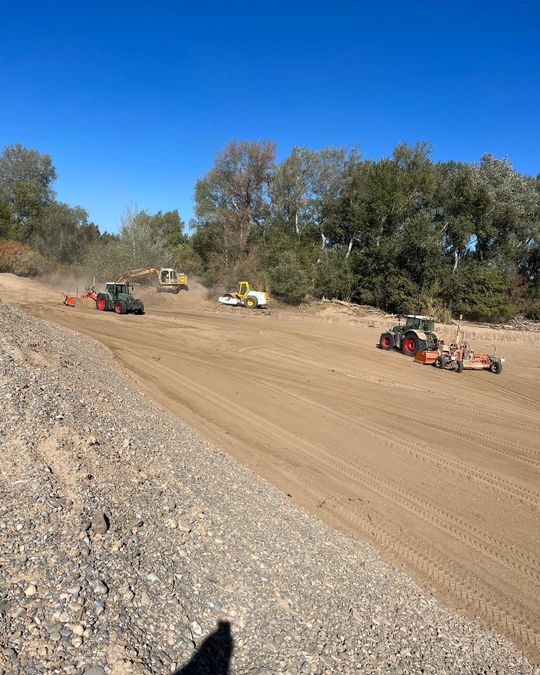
[
  {"left": 345, "top": 234, "right": 356, "bottom": 259},
  {"left": 452, "top": 250, "right": 459, "bottom": 274}
]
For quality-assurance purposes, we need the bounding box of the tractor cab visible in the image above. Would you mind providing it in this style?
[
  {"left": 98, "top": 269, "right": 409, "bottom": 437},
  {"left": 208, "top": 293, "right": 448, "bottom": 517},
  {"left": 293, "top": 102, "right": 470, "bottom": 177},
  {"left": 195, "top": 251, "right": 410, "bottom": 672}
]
[
  {"left": 105, "top": 282, "right": 130, "bottom": 297},
  {"left": 404, "top": 315, "right": 435, "bottom": 333}
]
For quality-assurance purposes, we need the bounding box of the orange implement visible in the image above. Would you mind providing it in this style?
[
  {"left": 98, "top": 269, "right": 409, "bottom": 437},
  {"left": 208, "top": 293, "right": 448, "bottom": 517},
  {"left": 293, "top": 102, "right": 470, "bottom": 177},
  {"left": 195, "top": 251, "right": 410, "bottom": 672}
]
[
  {"left": 414, "top": 350, "right": 440, "bottom": 365},
  {"left": 63, "top": 293, "right": 76, "bottom": 307}
]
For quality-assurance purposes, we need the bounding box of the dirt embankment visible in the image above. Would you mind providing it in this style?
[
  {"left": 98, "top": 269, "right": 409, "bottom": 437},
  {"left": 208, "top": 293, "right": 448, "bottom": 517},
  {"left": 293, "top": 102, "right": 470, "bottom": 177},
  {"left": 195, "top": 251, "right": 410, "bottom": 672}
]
[{"left": 1, "top": 272, "right": 539, "bottom": 666}]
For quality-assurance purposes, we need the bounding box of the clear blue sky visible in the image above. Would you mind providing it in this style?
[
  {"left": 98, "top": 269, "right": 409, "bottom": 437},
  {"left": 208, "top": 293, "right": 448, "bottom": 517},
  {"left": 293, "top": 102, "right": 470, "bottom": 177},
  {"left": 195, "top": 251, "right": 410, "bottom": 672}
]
[{"left": 1, "top": 1, "right": 539, "bottom": 233}]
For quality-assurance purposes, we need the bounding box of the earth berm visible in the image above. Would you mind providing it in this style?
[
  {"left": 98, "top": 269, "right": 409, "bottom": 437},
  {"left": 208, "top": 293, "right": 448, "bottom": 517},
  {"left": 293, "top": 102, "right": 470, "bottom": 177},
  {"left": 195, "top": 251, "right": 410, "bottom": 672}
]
[{"left": 0, "top": 301, "right": 535, "bottom": 674}]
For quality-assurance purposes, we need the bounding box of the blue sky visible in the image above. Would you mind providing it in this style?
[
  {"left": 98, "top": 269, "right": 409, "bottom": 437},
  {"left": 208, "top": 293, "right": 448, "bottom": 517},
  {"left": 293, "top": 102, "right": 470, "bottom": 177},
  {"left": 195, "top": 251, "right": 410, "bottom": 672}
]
[{"left": 1, "top": 1, "right": 539, "bottom": 233}]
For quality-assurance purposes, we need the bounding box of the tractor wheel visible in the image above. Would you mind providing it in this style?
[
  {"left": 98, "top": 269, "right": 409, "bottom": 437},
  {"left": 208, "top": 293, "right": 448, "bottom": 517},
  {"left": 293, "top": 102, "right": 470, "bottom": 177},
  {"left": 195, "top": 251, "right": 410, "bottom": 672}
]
[
  {"left": 434, "top": 355, "right": 446, "bottom": 369},
  {"left": 490, "top": 359, "right": 503, "bottom": 375},
  {"left": 379, "top": 333, "right": 393, "bottom": 350},
  {"left": 245, "top": 296, "right": 258, "bottom": 309},
  {"left": 114, "top": 300, "right": 127, "bottom": 315},
  {"left": 156, "top": 286, "right": 161, "bottom": 293},
  {"left": 96, "top": 294, "right": 108, "bottom": 311},
  {"left": 402, "top": 332, "right": 419, "bottom": 356},
  {"left": 174, "top": 286, "right": 180, "bottom": 294},
  {"left": 455, "top": 360, "right": 464, "bottom": 373}
]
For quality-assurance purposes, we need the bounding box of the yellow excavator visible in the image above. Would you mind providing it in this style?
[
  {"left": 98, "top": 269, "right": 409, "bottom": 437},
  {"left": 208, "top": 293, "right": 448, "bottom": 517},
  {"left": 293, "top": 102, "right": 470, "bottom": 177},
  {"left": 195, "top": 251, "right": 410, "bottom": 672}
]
[{"left": 117, "top": 267, "right": 188, "bottom": 294}]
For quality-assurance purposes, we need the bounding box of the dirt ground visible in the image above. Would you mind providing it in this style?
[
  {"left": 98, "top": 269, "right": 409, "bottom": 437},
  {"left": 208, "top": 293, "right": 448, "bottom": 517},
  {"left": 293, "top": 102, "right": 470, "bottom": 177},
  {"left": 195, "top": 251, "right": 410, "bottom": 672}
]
[{"left": 1, "top": 273, "right": 539, "bottom": 661}]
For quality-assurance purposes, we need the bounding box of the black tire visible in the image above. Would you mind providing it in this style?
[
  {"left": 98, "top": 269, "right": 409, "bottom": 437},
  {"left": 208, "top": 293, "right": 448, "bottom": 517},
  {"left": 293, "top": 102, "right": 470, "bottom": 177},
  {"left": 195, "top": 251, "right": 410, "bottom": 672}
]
[
  {"left": 379, "top": 332, "right": 393, "bottom": 350},
  {"left": 114, "top": 300, "right": 127, "bottom": 315},
  {"left": 245, "top": 296, "right": 258, "bottom": 309},
  {"left": 455, "top": 360, "right": 464, "bottom": 373},
  {"left": 156, "top": 286, "right": 161, "bottom": 293},
  {"left": 490, "top": 359, "right": 503, "bottom": 375},
  {"left": 434, "top": 355, "right": 446, "bottom": 369},
  {"left": 96, "top": 293, "right": 109, "bottom": 311},
  {"left": 402, "top": 332, "right": 423, "bottom": 356}
]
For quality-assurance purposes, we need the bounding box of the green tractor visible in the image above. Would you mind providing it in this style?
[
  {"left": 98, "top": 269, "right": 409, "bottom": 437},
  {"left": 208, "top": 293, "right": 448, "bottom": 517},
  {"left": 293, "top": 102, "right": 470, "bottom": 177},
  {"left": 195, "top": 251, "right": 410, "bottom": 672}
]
[
  {"left": 379, "top": 315, "right": 438, "bottom": 356},
  {"left": 95, "top": 282, "right": 145, "bottom": 315}
]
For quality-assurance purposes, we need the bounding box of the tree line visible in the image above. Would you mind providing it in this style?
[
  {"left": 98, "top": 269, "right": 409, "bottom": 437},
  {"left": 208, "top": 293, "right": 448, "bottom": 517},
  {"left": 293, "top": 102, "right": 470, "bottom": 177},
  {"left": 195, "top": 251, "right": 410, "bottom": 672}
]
[{"left": 1, "top": 141, "right": 539, "bottom": 320}]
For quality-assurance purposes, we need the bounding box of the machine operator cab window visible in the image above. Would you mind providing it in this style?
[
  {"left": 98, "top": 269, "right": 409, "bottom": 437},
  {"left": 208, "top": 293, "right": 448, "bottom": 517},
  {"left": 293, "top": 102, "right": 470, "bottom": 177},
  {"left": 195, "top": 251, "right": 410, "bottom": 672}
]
[
  {"left": 238, "top": 281, "right": 249, "bottom": 298},
  {"left": 160, "top": 269, "right": 178, "bottom": 284},
  {"left": 405, "top": 316, "right": 421, "bottom": 331}
]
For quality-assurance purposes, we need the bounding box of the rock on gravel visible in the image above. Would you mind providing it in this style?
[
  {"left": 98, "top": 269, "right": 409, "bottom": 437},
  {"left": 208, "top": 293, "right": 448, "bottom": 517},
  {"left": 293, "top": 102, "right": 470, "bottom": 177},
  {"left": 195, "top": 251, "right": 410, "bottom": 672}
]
[{"left": 0, "top": 301, "right": 535, "bottom": 674}]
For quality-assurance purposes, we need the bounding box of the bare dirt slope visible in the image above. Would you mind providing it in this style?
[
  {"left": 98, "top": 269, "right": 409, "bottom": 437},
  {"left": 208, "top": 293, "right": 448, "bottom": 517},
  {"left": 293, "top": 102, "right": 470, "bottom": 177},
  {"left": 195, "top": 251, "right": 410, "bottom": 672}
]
[{"left": 1, "top": 273, "right": 539, "bottom": 662}]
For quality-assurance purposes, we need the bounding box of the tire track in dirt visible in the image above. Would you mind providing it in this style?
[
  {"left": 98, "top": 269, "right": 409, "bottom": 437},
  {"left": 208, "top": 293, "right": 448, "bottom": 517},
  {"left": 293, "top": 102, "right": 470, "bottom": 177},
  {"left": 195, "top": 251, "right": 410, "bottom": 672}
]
[
  {"left": 270, "top": 464, "right": 540, "bottom": 653},
  {"left": 248, "top": 373, "right": 539, "bottom": 507},
  {"left": 260, "top": 329, "right": 540, "bottom": 429},
  {"left": 126, "top": 354, "right": 540, "bottom": 591}
]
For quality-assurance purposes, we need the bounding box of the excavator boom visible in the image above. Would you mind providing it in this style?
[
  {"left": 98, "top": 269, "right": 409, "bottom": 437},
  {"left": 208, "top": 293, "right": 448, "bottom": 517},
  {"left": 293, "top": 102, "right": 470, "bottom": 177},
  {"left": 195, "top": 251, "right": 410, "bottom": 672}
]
[{"left": 117, "top": 268, "right": 160, "bottom": 282}]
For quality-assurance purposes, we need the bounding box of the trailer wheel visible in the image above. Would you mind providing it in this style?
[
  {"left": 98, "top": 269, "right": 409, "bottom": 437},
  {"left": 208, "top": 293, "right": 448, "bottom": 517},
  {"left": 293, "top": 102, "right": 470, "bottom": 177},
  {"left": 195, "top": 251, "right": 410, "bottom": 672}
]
[
  {"left": 379, "top": 333, "right": 393, "bottom": 350},
  {"left": 455, "top": 360, "right": 464, "bottom": 373},
  {"left": 434, "top": 355, "right": 446, "bottom": 369},
  {"left": 490, "top": 359, "right": 503, "bottom": 375}
]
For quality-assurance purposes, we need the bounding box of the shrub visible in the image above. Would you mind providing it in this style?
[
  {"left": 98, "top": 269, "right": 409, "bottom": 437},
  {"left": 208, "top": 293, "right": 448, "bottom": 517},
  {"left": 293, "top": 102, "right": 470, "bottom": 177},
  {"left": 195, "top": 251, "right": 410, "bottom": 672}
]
[
  {"left": 267, "top": 250, "right": 310, "bottom": 304},
  {"left": 0, "top": 239, "right": 51, "bottom": 277},
  {"left": 314, "top": 250, "right": 355, "bottom": 301}
]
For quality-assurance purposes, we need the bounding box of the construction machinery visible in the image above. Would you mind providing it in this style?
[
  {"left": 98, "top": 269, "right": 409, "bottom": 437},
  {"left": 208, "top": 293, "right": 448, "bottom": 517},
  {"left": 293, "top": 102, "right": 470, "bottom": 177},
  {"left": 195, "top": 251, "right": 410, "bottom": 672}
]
[
  {"left": 117, "top": 267, "right": 188, "bottom": 293},
  {"left": 415, "top": 316, "right": 505, "bottom": 374},
  {"left": 218, "top": 281, "right": 269, "bottom": 309},
  {"left": 379, "top": 315, "right": 438, "bottom": 356},
  {"left": 95, "top": 282, "right": 145, "bottom": 315}
]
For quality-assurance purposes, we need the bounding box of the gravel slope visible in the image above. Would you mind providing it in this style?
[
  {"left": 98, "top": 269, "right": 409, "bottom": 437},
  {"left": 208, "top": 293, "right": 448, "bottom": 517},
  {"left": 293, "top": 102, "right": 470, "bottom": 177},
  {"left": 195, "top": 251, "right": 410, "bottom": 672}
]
[{"left": 0, "top": 301, "right": 535, "bottom": 675}]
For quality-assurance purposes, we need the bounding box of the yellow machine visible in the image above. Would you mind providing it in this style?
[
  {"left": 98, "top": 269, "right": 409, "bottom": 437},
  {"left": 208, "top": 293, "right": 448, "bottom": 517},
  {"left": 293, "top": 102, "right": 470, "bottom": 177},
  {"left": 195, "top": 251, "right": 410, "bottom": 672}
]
[
  {"left": 117, "top": 267, "right": 188, "bottom": 294},
  {"left": 218, "top": 281, "right": 269, "bottom": 308}
]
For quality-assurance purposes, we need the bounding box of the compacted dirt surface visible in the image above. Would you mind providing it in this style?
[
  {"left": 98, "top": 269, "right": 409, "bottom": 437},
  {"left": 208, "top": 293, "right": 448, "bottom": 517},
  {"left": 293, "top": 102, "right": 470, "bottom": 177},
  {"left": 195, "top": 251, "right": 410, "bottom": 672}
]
[{"left": 0, "top": 273, "right": 539, "bottom": 671}]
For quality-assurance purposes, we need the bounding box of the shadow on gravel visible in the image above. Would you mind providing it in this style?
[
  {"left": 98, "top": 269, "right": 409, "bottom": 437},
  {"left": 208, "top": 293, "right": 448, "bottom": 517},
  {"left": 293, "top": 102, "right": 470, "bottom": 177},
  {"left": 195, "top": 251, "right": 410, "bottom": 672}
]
[{"left": 174, "top": 620, "right": 233, "bottom": 675}]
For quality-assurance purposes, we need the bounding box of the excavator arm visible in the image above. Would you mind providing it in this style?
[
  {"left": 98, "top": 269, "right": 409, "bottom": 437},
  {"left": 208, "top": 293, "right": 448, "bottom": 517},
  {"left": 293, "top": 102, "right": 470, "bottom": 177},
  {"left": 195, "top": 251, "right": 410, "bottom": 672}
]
[{"left": 117, "top": 268, "right": 160, "bottom": 283}]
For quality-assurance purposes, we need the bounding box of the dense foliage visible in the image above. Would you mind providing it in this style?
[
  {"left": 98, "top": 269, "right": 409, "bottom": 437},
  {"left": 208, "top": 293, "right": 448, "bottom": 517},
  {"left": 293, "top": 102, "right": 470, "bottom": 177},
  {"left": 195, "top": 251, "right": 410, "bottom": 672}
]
[
  {"left": 1, "top": 141, "right": 539, "bottom": 320},
  {"left": 192, "top": 141, "right": 540, "bottom": 320}
]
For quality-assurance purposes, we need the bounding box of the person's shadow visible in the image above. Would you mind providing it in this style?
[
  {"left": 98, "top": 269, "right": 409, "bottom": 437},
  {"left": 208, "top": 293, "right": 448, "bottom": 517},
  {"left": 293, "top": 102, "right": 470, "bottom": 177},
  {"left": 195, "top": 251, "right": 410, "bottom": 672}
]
[{"left": 174, "top": 620, "right": 233, "bottom": 675}]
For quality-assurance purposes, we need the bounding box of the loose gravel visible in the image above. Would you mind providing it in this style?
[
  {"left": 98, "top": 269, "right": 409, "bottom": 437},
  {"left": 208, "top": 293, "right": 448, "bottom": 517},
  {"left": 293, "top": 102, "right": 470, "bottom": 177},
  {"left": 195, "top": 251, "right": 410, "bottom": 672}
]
[{"left": 0, "top": 302, "right": 535, "bottom": 674}]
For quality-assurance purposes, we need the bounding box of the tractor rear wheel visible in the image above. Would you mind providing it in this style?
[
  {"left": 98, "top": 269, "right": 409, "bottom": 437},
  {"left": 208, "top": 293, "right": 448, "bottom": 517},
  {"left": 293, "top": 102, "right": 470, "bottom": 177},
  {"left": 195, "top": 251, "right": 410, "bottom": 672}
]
[
  {"left": 379, "top": 333, "right": 393, "bottom": 350},
  {"left": 96, "top": 294, "right": 108, "bottom": 311},
  {"left": 114, "top": 300, "right": 127, "bottom": 315},
  {"left": 402, "top": 333, "right": 419, "bottom": 356},
  {"left": 245, "top": 296, "right": 258, "bottom": 309},
  {"left": 490, "top": 359, "right": 503, "bottom": 374}
]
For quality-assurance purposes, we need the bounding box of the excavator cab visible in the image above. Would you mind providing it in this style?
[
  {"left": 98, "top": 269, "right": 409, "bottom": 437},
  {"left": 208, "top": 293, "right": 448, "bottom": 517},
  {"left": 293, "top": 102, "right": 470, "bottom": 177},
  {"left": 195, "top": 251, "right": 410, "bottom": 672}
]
[{"left": 160, "top": 268, "right": 178, "bottom": 285}]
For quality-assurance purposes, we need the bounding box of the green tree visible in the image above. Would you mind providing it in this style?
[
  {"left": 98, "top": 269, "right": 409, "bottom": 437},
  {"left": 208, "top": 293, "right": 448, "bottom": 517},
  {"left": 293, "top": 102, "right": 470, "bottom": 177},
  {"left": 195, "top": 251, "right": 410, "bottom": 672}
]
[
  {"left": 0, "top": 144, "right": 57, "bottom": 240},
  {"left": 267, "top": 250, "right": 310, "bottom": 304},
  {"left": 194, "top": 140, "right": 276, "bottom": 274}
]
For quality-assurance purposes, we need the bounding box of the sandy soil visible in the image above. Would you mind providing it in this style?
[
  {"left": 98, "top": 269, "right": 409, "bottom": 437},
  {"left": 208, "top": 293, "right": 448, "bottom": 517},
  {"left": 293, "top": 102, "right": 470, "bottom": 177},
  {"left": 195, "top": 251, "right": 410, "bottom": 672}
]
[{"left": 1, "top": 273, "right": 539, "bottom": 661}]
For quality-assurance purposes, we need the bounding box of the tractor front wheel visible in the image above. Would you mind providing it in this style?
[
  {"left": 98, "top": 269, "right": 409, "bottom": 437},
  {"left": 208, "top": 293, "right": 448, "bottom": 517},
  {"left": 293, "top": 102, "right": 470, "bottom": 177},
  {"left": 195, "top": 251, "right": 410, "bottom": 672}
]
[
  {"left": 96, "top": 294, "right": 108, "bottom": 311},
  {"left": 379, "top": 333, "right": 393, "bottom": 350},
  {"left": 114, "top": 300, "right": 127, "bottom": 315},
  {"left": 490, "top": 359, "right": 503, "bottom": 375},
  {"left": 455, "top": 360, "right": 464, "bottom": 373}
]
